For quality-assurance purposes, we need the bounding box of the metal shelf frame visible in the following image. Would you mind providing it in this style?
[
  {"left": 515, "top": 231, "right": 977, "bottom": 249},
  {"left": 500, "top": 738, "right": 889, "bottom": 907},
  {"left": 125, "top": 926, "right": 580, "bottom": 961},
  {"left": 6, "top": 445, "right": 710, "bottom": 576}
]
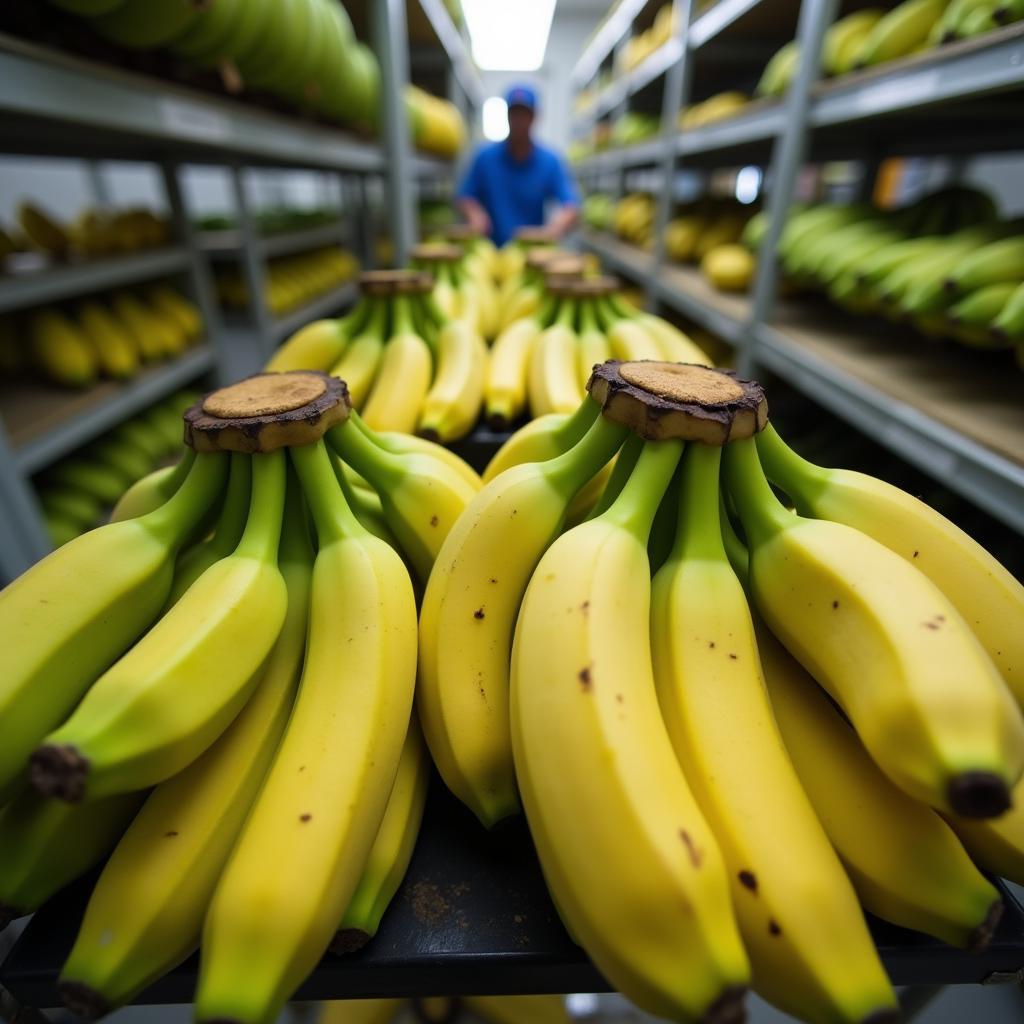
[{"left": 578, "top": 0, "right": 1024, "bottom": 538}]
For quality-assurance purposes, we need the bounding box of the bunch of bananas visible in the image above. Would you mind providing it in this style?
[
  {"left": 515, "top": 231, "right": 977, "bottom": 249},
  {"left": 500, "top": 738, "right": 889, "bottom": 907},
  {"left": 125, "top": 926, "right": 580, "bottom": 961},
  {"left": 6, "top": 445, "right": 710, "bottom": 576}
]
[
  {"left": 216, "top": 247, "right": 358, "bottom": 317},
  {"left": 486, "top": 261, "right": 710, "bottom": 429},
  {"left": 758, "top": 186, "right": 1024, "bottom": 359},
  {"left": 581, "top": 193, "right": 615, "bottom": 231},
  {"left": 36, "top": 390, "right": 198, "bottom": 548},
  {"left": 678, "top": 91, "right": 750, "bottom": 129},
  {"left": 612, "top": 193, "right": 654, "bottom": 247},
  {"left": 664, "top": 200, "right": 755, "bottom": 264},
  {"left": 609, "top": 112, "right": 660, "bottom": 146},
  {"left": 405, "top": 86, "right": 467, "bottom": 159},
  {"left": 12, "top": 201, "right": 171, "bottom": 261},
  {"left": 410, "top": 239, "right": 503, "bottom": 342},
  {"left": 419, "top": 357, "right": 1024, "bottom": 1023},
  {"left": 0, "top": 368, "right": 482, "bottom": 1024},
  {"left": 0, "top": 284, "right": 203, "bottom": 388},
  {"left": 930, "top": 0, "right": 1024, "bottom": 43},
  {"left": 268, "top": 268, "right": 486, "bottom": 441},
  {"left": 700, "top": 244, "right": 756, "bottom": 292}
]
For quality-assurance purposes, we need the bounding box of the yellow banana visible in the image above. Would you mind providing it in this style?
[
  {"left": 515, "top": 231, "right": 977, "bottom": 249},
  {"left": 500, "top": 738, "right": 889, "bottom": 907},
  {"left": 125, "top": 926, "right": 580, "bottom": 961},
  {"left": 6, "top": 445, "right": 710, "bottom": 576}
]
[
  {"left": 333, "top": 717, "right": 429, "bottom": 951},
  {"left": 652, "top": 443, "right": 896, "bottom": 1022},
  {"left": 373, "top": 430, "right": 481, "bottom": 491},
  {"left": 329, "top": 414, "right": 478, "bottom": 585},
  {"left": 757, "top": 424, "right": 1024, "bottom": 706},
  {"left": 76, "top": 301, "right": 140, "bottom": 379},
  {"left": 267, "top": 318, "right": 349, "bottom": 373},
  {"left": 418, "top": 405, "right": 628, "bottom": 827},
  {"left": 723, "top": 437, "right": 1024, "bottom": 817},
  {"left": 146, "top": 286, "right": 202, "bottom": 342},
  {"left": 29, "top": 308, "right": 97, "bottom": 387},
  {"left": 575, "top": 299, "right": 612, "bottom": 392},
  {"left": 195, "top": 439, "right": 417, "bottom": 1024},
  {"left": 59, "top": 489, "right": 312, "bottom": 1016},
  {"left": 318, "top": 1000, "right": 401, "bottom": 1024},
  {"left": 511, "top": 439, "right": 750, "bottom": 1020},
  {"left": 637, "top": 314, "right": 713, "bottom": 365},
  {"left": 0, "top": 452, "right": 225, "bottom": 803},
  {"left": 418, "top": 319, "right": 487, "bottom": 442},
  {"left": 527, "top": 302, "right": 583, "bottom": 417},
  {"left": 331, "top": 299, "right": 387, "bottom": 408},
  {"left": 501, "top": 284, "right": 543, "bottom": 331},
  {"left": 30, "top": 453, "right": 288, "bottom": 802},
  {"left": 949, "top": 778, "right": 1024, "bottom": 885},
  {"left": 482, "top": 399, "right": 597, "bottom": 483},
  {"left": 485, "top": 303, "right": 550, "bottom": 429}
]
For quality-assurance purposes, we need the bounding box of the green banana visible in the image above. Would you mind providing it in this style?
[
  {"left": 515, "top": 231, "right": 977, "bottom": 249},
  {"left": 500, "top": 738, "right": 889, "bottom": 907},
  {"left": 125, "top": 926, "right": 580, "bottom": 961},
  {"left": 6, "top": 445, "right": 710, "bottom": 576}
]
[
  {"left": 110, "top": 450, "right": 195, "bottom": 523},
  {"left": 855, "top": 0, "right": 947, "bottom": 67},
  {"left": 944, "top": 236, "right": 1024, "bottom": 295},
  {"left": 39, "top": 487, "right": 103, "bottom": 530},
  {"left": 30, "top": 452, "right": 288, "bottom": 802},
  {"left": 46, "top": 459, "right": 132, "bottom": 506},
  {"left": 991, "top": 281, "right": 1024, "bottom": 340},
  {"left": 947, "top": 282, "right": 1019, "bottom": 330}
]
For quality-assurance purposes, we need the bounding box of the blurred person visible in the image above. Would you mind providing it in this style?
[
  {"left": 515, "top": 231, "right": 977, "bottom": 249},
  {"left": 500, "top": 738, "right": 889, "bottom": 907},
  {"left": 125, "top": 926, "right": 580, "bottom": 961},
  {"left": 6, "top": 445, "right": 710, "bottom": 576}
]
[{"left": 457, "top": 84, "right": 580, "bottom": 246}]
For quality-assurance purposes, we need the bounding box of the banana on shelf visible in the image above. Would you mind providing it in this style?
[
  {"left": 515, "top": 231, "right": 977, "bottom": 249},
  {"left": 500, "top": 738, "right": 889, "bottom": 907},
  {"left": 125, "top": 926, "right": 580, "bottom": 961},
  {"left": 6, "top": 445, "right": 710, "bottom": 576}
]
[
  {"left": 0, "top": 368, "right": 484, "bottom": 1024},
  {"left": 422, "top": 357, "right": 1024, "bottom": 1023}
]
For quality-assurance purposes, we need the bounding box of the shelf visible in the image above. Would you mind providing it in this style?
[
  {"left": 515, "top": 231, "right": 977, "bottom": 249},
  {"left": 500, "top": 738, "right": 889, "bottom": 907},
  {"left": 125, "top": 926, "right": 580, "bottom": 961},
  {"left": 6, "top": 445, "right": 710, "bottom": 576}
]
[
  {"left": 757, "top": 304, "right": 1024, "bottom": 536},
  {"left": 572, "top": 0, "right": 650, "bottom": 89},
  {"left": 414, "top": 0, "right": 483, "bottom": 107},
  {"left": 270, "top": 282, "right": 359, "bottom": 344},
  {"left": 200, "top": 224, "right": 350, "bottom": 261},
  {"left": 2, "top": 347, "right": 214, "bottom": 475},
  {"left": 676, "top": 99, "right": 784, "bottom": 156},
  {"left": 414, "top": 154, "right": 456, "bottom": 179},
  {"left": 578, "top": 230, "right": 656, "bottom": 286},
  {"left": 586, "top": 38, "right": 685, "bottom": 120},
  {"left": 688, "top": 0, "right": 765, "bottom": 49},
  {"left": 4, "top": 778, "right": 1024, "bottom": 1009},
  {"left": 0, "top": 35, "right": 384, "bottom": 173},
  {"left": 0, "top": 248, "right": 189, "bottom": 315},
  {"left": 652, "top": 262, "right": 749, "bottom": 344},
  {"left": 810, "top": 21, "right": 1024, "bottom": 129}
]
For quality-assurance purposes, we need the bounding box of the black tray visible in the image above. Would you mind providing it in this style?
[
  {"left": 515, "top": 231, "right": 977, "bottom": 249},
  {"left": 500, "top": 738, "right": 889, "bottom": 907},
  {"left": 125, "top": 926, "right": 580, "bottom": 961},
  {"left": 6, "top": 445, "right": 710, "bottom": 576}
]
[{"left": 4, "top": 776, "right": 1024, "bottom": 1010}]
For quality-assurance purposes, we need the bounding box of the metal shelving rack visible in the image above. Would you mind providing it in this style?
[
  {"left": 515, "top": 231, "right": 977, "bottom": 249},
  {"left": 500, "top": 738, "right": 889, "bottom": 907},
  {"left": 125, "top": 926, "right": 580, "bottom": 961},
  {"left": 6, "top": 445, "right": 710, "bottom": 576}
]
[
  {"left": 572, "top": 1, "right": 1024, "bottom": 538},
  {"left": 0, "top": 1, "right": 474, "bottom": 583}
]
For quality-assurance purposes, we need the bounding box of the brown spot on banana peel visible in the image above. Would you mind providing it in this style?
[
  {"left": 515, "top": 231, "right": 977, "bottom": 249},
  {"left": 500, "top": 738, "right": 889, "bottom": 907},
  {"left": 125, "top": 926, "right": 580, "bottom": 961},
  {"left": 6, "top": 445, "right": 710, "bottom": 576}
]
[
  {"left": 300, "top": 813, "right": 312, "bottom": 822},
  {"left": 165, "top": 831, "right": 179, "bottom": 838},
  {"left": 679, "top": 829, "right": 703, "bottom": 868},
  {"left": 430, "top": 515, "right": 439, "bottom": 527},
  {"left": 738, "top": 870, "right": 758, "bottom": 892},
  {"left": 473, "top": 608, "right": 485, "bottom": 620},
  {"left": 578, "top": 666, "right": 592, "bottom": 690},
  {"left": 768, "top": 919, "right": 782, "bottom": 936}
]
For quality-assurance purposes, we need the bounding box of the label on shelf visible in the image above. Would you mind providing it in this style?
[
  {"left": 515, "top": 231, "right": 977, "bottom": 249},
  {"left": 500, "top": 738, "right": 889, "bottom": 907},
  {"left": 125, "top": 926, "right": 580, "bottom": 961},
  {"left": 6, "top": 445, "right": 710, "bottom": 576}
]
[
  {"left": 159, "top": 99, "right": 231, "bottom": 142},
  {"left": 854, "top": 70, "right": 940, "bottom": 115}
]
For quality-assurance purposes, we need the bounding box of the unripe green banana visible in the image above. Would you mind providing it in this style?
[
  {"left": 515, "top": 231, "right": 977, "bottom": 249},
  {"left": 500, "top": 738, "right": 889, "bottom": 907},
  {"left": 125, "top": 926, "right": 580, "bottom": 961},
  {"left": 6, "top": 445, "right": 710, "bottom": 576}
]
[
  {"left": 854, "top": 0, "right": 946, "bottom": 67},
  {"left": 109, "top": 450, "right": 194, "bottom": 523},
  {"left": 947, "top": 281, "right": 1019, "bottom": 331},
  {"left": 46, "top": 458, "right": 131, "bottom": 506},
  {"left": 991, "top": 281, "right": 1024, "bottom": 341},
  {"left": 0, "top": 452, "right": 226, "bottom": 802},
  {"left": 945, "top": 236, "right": 1024, "bottom": 295},
  {"left": 39, "top": 486, "right": 103, "bottom": 530},
  {"left": 30, "top": 453, "right": 288, "bottom": 802}
]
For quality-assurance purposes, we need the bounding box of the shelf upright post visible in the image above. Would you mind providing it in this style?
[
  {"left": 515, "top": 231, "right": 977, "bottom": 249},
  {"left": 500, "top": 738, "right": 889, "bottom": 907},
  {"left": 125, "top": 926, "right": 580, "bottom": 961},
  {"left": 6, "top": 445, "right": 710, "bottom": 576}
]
[
  {"left": 647, "top": 0, "right": 695, "bottom": 312},
  {"left": 159, "top": 159, "right": 227, "bottom": 385},
  {"left": 375, "top": 0, "right": 417, "bottom": 266},
  {"left": 351, "top": 174, "right": 376, "bottom": 270},
  {"left": 229, "top": 163, "right": 274, "bottom": 360},
  {"left": 85, "top": 160, "right": 112, "bottom": 210},
  {"left": 738, "top": 0, "right": 838, "bottom": 377},
  {"left": 0, "top": 428, "right": 49, "bottom": 583}
]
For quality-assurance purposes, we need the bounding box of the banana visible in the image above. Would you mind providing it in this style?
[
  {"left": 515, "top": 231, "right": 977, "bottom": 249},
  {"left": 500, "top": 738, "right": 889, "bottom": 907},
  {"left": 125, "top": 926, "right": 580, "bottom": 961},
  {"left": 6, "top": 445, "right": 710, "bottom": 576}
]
[
  {"left": 329, "top": 414, "right": 478, "bottom": 584},
  {"left": 112, "top": 416, "right": 171, "bottom": 462},
  {"left": 702, "top": 244, "right": 755, "bottom": 292},
  {"left": 485, "top": 301, "right": 552, "bottom": 428},
  {"left": 267, "top": 301, "right": 370, "bottom": 373},
  {"left": 40, "top": 486, "right": 103, "bottom": 531},
  {"left": 575, "top": 298, "right": 612, "bottom": 392},
  {"left": 334, "top": 456, "right": 402, "bottom": 549},
  {"left": 0, "top": 789, "right": 143, "bottom": 929},
  {"left": 482, "top": 399, "right": 596, "bottom": 483},
  {"left": 87, "top": 436, "right": 152, "bottom": 483},
  {"left": 46, "top": 458, "right": 130, "bottom": 505},
  {"left": 854, "top": 0, "right": 947, "bottom": 66},
  {"left": 318, "top": 1001, "right": 402, "bottom": 1024},
  {"left": 500, "top": 283, "right": 543, "bottom": 331},
  {"left": 598, "top": 298, "right": 662, "bottom": 361},
  {"left": 511, "top": 439, "right": 750, "bottom": 1021},
  {"left": 991, "top": 281, "right": 1024, "bottom": 341},
  {"left": 110, "top": 292, "right": 171, "bottom": 362},
  {"left": 0, "top": 453, "right": 225, "bottom": 802},
  {"left": 651, "top": 442, "right": 896, "bottom": 1023},
  {"left": 944, "top": 235, "right": 1024, "bottom": 295},
  {"left": 110, "top": 450, "right": 194, "bottom": 523},
  {"left": 76, "top": 301, "right": 140, "bottom": 379},
  {"left": 195, "top": 439, "right": 417, "bottom": 1024},
  {"left": 464, "top": 995, "right": 571, "bottom": 1024},
  {"left": 30, "top": 452, "right": 288, "bottom": 803},
  {"left": 756, "top": 40, "right": 799, "bottom": 96},
  {"left": 29, "top": 308, "right": 97, "bottom": 387},
  {"left": 333, "top": 717, "right": 429, "bottom": 951},
  {"left": 417, "top": 406, "right": 628, "bottom": 827},
  {"left": 854, "top": 236, "right": 944, "bottom": 288},
  {"left": 824, "top": 9, "right": 887, "bottom": 75},
  {"left": 948, "top": 778, "right": 1024, "bottom": 885},
  {"left": 418, "top": 319, "right": 487, "bottom": 442},
  {"left": 362, "top": 295, "right": 433, "bottom": 433},
  {"left": 58, "top": 487, "right": 312, "bottom": 1018},
  {"left": 947, "top": 281, "right": 1019, "bottom": 331},
  {"left": 723, "top": 436, "right": 1024, "bottom": 817},
  {"left": 330, "top": 299, "right": 387, "bottom": 408},
  {"left": 146, "top": 286, "right": 202, "bottom": 342},
  {"left": 628, "top": 311, "right": 713, "bottom": 366},
  {"left": 165, "top": 453, "right": 251, "bottom": 607},
  {"left": 755, "top": 424, "right": 1024, "bottom": 706},
  {"left": 527, "top": 301, "right": 583, "bottom": 416},
  {"left": 372, "top": 430, "right": 481, "bottom": 491},
  {"left": 759, "top": 619, "right": 1003, "bottom": 950}
]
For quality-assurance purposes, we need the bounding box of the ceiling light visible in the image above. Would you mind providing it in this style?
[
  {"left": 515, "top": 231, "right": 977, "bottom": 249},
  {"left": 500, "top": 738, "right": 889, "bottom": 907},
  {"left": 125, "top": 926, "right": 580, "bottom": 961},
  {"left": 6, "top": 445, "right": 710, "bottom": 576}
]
[
  {"left": 463, "top": 0, "right": 557, "bottom": 71},
  {"left": 482, "top": 97, "right": 509, "bottom": 141}
]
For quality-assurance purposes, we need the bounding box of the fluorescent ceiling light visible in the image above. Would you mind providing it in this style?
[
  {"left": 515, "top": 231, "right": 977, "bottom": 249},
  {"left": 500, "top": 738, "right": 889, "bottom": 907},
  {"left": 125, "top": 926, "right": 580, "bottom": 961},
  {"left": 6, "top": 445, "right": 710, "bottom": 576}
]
[
  {"left": 482, "top": 97, "right": 509, "bottom": 141},
  {"left": 463, "top": 0, "right": 557, "bottom": 71}
]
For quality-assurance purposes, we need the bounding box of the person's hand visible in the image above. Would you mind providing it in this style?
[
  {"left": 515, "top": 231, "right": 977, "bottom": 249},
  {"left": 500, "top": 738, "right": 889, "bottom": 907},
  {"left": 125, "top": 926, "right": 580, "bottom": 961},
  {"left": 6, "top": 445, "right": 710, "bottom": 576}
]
[{"left": 464, "top": 204, "right": 492, "bottom": 238}]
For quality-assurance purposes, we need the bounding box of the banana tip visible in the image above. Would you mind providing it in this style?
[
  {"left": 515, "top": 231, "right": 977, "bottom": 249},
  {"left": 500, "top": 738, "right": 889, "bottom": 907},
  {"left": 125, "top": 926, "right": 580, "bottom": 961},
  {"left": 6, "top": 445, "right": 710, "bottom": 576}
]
[
  {"left": 28, "top": 744, "right": 89, "bottom": 803},
  {"left": 701, "top": 984, "right": 747, "bottom": 1024},
  {"left": 59, "top": 979, "right": 111, "bottom": 1021},
  {"left": 968, "top": 899, "right": 1005, "bottom": 953},
  {"left": 328, "top": 927, "right": 371, "bottom": 955},
  {"left": 417, "top": 427, "right": 442, "bottom": 444},
  {"left": 947, "top": 771, "right": 1011, "bottom": 819}
]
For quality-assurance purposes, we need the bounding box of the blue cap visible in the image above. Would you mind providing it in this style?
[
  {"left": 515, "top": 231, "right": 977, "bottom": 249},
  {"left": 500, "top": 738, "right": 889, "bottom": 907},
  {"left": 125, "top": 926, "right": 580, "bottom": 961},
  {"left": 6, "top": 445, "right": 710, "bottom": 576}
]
[{"left": 505, "top": 84, "right": 537, "bottom": 111}]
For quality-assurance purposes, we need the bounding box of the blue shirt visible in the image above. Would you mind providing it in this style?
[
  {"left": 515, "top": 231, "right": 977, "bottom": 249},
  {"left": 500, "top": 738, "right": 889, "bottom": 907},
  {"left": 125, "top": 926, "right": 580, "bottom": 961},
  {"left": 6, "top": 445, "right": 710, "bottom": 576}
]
[{"left": 457, "top": 141, "right": 579, "bottom": 246}]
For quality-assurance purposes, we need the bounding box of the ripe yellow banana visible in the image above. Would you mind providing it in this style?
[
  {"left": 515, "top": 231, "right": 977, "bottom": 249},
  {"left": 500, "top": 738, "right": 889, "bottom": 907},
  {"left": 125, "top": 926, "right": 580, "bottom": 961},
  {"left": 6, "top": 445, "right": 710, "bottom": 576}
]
[
  {"left": 575, "top": 298, "right": 612, "bottom": 392},
  {"left": 59, "top": 489, "right": 313, "bottom": 1016},
  {"left": 0, "top": 788, "right": 143, "bottom": 929},
  {"left": 109, "top": 450, "right": 194, "bottom": 522},
  {"left": 500, "top": 283, "right": 543, "bottom": 332},
  {"left": 527, "top": 302, "right": 583, "bottom": 417},
  {"left": 949, "top": 778, "right": 1024, "bottom": 885},
  {"left": 485, "top": 299, "right": 553, "bottom": 428},
  {"left": 637, "top": 316, "right": 713, "bottom": 365},
  {"left": 29, "top": 308, "right": 97, "bottom": 387},
  {"left": 0, "top": 452, "right": 225, "bottom": 803},
  {"left": 481, "top": 401, "right": 594, "bottom": 483},
  {"left": 372, "top": 430, "right": 481, "bottom": 491},
  {"left": 76, "top": 300, "right": 140, "bottom": 379},
  {"left": 759, "top": 617, "right": 1003, "bottom": 949},
  {"left": 331, "top": 299, "right": 387, "bottom": 408},
  {"left": 196, "top": 439, "right": 417, "bottom": 1024},
  {"left": 362, "top": 294, "right": 433, "bottom": 433},
  {"left": 267, "top": 318, "right": 349, "bottom": 373},
  {"left": 756, "top": 424, "right": 1024, "bottom": 706},
  {"left": 329, "top": 415, "right": 478, "bottom": 584},
  {"left": 333, "top": 717, "right": 429, "bottom": 951},
  {"left": 146, "top": 286, "right": 202, "bottom": 342},
  {"left": 30, "top": 452, "right": 289, "bottom": 802},
  {"left": 653, "top": 444, "right": 896, "bottom": 1022},
  {"left": 511, "top": 439, "right": 750, "bottom": 1020},
  {"left": 723, "top": 437, "right": 1024, "bottom": 817},
  {"left": 418, "top": 319, "right": 487, "bottom": 442},
  {"left": 599, "top": 299, "right": 663, "bottom": 361},
  {"left": 418, "top": 407, "right": 629, "bottom": 827}
]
